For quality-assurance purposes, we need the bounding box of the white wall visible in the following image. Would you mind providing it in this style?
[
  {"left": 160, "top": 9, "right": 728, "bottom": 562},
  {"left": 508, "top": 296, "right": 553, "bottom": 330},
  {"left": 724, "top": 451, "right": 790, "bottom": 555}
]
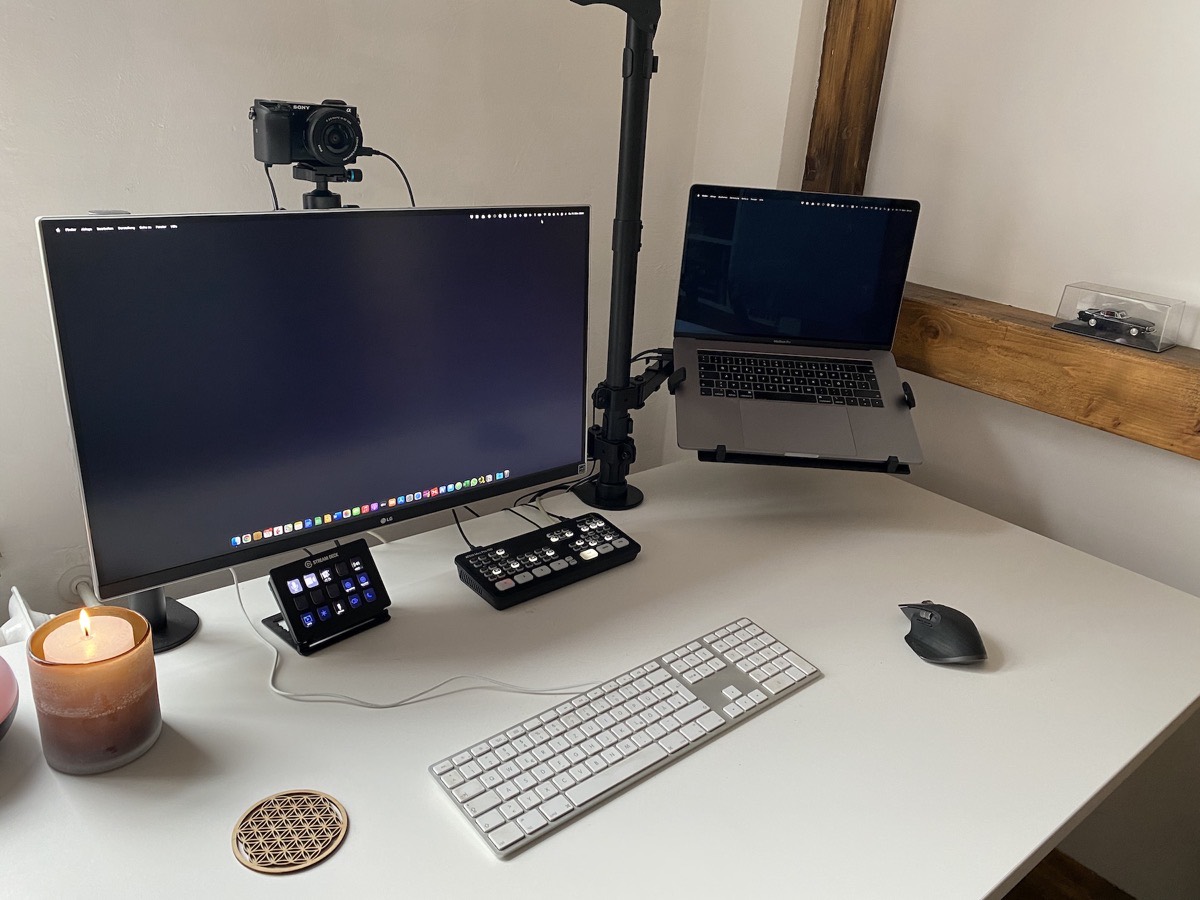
[
  {"left": 691, "top": 2, "right": 803, "bottom": 187},
  {"left": 871, "top": 3, "right": 1200, "bottom": 897},
  {"left": 0, "top": 0, "right": 710, "bottom": 613}
]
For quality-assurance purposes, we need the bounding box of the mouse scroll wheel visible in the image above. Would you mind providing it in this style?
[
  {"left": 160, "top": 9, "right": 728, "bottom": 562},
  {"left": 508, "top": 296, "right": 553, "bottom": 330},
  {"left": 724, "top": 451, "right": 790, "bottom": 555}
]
[{"left": 919, "top": 610, "right": 940, "bottom": 625}]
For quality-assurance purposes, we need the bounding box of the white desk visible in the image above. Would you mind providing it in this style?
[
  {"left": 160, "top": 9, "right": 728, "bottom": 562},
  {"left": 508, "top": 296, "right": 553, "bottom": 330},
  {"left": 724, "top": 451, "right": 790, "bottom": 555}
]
[{"left": 4, "top": 459, "right": 1200, "bottom": 898}]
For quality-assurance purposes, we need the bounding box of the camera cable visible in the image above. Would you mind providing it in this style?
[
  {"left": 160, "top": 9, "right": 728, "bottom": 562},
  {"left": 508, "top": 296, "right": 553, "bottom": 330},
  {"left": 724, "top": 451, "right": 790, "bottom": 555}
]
[
  {"left": 361, "top": 147, "right": 417, "bottom": 207},
  {"left": 263, "top": 164, "right": 281, "bottom": 211}
]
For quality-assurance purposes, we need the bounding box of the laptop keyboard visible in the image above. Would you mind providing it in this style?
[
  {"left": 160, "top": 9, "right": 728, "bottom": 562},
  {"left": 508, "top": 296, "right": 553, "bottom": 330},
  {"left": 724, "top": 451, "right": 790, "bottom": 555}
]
[{"left": 696, "top": 350, "right": 884, "bottom": 407}]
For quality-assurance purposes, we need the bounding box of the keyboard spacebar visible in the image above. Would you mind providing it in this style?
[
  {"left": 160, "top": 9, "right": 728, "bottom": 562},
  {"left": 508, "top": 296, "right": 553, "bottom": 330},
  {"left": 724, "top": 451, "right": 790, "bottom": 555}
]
[{"left": 565, "top": 744, "right": 668, "bottom": 806}]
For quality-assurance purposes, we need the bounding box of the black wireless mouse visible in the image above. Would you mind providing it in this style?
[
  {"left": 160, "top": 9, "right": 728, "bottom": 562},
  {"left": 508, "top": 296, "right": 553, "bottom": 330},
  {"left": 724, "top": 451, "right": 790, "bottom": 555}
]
[{"left": 899, "top": 601, "right": 987, "bottom": 664}]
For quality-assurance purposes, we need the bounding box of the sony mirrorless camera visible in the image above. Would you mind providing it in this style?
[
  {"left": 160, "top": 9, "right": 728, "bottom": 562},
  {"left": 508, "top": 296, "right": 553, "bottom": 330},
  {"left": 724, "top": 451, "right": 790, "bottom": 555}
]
[{"left": 250, "top": 99, "right": 363, "bottom": 167}]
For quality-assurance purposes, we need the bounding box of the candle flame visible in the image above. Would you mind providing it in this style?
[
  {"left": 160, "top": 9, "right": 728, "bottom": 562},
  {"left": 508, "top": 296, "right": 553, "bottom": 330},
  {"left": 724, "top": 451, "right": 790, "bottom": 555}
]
[{"left": 79, "top": 608, "right": 92, "bottom": 639}]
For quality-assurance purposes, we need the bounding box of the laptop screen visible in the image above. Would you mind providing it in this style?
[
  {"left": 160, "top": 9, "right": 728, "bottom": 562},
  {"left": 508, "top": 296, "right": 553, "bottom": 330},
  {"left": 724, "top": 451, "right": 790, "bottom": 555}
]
[{"left": 674, "top": 185, "right": 920, "bottom": 350}]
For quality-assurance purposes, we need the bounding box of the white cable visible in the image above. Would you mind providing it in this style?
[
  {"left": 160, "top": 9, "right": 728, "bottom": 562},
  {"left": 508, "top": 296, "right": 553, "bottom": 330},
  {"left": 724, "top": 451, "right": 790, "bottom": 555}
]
[
  {"left": 74, "top": 578, "right": 103, "bottom": 608},
  {"left": 534, "top": 496, "right": 557, "bottom": 523},
  {"left": 230, "top": 567, "right": 596, "bottom": 708}
]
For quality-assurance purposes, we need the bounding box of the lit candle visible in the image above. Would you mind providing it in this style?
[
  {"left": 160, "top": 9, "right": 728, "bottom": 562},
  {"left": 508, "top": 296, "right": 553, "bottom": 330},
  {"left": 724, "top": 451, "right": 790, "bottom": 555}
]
[
  {"left": 42, "top": 609, "right": 135, "bottom": 664},
  {"left": 27, "top": 607, "right": 161, "bottom": 775}
]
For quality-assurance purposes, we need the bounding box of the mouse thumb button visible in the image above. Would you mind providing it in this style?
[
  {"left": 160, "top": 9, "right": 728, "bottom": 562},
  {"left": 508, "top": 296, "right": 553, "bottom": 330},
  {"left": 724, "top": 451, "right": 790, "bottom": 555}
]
[{"left": 900, "top": 604, "right": 939, "bottom": 625}]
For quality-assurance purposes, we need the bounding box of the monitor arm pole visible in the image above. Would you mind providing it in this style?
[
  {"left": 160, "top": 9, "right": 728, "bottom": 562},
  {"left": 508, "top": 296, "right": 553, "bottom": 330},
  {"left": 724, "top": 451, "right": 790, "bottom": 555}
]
[{"left": 570, "top": 0, "right": 671, "bottom": 511}]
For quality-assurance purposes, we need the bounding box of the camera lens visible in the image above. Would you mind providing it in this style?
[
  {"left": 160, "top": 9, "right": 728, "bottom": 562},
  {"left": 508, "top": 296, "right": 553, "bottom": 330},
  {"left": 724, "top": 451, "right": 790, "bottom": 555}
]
[
  {"left": 305, "top": 107, "right": 362, "bottom": 166},
  {"left": 326, "top": 127, "right": 350, "bottom": 153}
]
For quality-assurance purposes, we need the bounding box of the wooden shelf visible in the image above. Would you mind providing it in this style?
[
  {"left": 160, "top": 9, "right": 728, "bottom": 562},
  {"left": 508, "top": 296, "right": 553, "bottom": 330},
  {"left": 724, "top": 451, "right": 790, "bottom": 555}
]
[{"left": 894, "top": 283, "right": 1200, "bottom": 460}]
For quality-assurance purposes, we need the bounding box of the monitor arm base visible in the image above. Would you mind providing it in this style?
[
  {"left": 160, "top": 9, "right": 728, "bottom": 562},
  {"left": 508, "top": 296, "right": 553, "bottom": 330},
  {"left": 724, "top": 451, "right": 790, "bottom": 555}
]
[{"left": 576, "top": 353, "right": 676, "bottom": 510}]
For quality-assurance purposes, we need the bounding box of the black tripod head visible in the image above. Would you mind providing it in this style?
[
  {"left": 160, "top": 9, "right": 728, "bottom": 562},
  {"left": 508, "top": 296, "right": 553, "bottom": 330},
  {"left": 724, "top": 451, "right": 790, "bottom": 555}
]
[
  {"left": 292, "top": 163, "right": 363, "bottom": 209},
  {"left": 571, "top": 0, "right": 660, "bottom": 34}
]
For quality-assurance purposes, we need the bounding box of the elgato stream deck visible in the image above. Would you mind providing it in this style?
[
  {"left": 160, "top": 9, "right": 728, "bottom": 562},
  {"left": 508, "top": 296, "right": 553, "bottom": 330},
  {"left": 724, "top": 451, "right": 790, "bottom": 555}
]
[
  {"left": 265, "top": 539, "right": 392, "bottom": 654},
  {"left": 455, "top": 514, "right": 640, "bottom": 610}
]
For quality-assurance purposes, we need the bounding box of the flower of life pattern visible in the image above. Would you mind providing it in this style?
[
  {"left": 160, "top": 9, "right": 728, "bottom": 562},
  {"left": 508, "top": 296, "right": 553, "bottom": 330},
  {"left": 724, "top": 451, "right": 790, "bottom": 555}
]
[{"left": 232, "top": 789, "right": 349, "bottom": 874}]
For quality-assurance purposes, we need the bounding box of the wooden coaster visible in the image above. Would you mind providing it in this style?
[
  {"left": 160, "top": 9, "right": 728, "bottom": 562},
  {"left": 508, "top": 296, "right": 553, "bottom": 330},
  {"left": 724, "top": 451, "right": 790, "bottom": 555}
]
[{"left": 232, "top": 789, "right": 348, "bottom": 874}]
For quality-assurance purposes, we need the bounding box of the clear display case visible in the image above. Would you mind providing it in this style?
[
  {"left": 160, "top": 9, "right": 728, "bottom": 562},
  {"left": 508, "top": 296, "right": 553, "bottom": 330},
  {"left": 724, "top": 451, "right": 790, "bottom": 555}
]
[{"left": 1052, "top": 282, "right": 1185, "bottom": 352}]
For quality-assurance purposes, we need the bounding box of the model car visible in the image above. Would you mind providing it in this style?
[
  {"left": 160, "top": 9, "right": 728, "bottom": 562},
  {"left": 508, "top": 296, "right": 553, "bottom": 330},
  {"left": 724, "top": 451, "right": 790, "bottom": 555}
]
[{"left": 1077, "top": 307, "right": 1157, "bottom": 338}]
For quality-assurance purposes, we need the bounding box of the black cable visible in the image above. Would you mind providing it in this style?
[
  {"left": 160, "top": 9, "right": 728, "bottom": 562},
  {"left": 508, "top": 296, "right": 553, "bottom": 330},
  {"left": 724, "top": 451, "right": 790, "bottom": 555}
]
[
  {"left": 512, "top": 464, "right": 598, "bottom": 508},
  {"left": 362, "top": 147, "right": 416, "bottom": 207},
  {"left": 462, "top": 505, "right": 482, "bottom": 519},
  {"left": 505, "top": 507, "right": 542, "bottom": 530},
  {"left": 451, "top": 508, "right": 477, "bottom": 550},
  {"left": 517, "top": 502, "right": 567, "bottom": 523},
  {"left": 264, "top": 163, "right": 280, "bottom": 211},
  {"left": 631, "top": 347, "right": 670, "bottom": 364}
]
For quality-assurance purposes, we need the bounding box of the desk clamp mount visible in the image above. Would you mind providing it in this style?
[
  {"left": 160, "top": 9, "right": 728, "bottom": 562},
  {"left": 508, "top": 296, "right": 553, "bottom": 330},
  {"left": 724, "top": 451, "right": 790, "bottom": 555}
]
[{"left": 579, "top": 351, "right": 685, "bottom": 509}]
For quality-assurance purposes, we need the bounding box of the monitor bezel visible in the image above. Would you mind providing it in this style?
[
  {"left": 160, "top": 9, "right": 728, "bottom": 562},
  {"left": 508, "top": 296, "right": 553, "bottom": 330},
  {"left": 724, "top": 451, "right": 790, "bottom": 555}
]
[{"left": 39, "top": 204, "right": 591, "bottom": 600}]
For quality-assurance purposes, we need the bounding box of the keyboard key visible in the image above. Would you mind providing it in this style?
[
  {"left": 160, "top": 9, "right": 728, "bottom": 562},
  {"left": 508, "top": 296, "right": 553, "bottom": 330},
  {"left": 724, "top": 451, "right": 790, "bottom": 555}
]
[
  {"left": 475, "top": 808, "right": 505, "bottom": 833},
  {"left": 762, "top": 673, "right": 795, "bottom": 694},
  {"left": 676, "top": 700, "right": 709, "bottom": 724},
  {"left": 453, "top": 779, "right": 485, "bottom": 802},
  {"left": 488, "top": 822, "right": 525, "bottom": 851},
  {"left": 540, "top": 795, "right": 574, "bottom": 821},
  {"left": 464, "top": 790, "right": 502, "bottom": 817},
  {"left": 565, "top": 744, "right": 668, "bottom": 806},
  {"left": 658, "top": 731, "right": 689, "bottom": 754},
  {"left": 517, "top": 791, "right": 541, "bottom": 811}
]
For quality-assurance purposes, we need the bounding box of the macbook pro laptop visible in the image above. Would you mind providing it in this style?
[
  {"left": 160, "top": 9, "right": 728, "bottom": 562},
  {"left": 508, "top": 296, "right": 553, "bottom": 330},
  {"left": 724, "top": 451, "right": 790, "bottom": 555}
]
[{"left": 673, "top": 184, "right": 922, "bottom": 468}]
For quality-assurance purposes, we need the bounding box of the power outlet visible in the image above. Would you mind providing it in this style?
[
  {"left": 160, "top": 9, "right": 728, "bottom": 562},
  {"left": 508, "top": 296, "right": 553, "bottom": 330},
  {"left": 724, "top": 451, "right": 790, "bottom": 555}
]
[
  {"left": 56, "top": 566, "right": 92, "bottom": 606},
  {"left": 54, "top": 545, "right": 94, "bottom": 607}
]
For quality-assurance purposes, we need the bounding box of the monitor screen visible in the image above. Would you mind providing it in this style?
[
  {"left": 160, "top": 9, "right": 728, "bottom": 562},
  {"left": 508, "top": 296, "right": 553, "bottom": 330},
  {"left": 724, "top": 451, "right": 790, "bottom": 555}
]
[
  {"left": 40, "top": 205, "right": 590, "bottom": 599},
  {"left": 674, "top": 185, "right": 919, "bottom": 350}
]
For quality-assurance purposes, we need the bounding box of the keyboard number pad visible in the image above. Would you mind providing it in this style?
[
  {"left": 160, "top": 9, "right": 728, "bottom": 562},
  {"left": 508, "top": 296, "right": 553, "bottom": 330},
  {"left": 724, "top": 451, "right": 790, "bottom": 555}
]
[{"left": 698, "top": 618, "right": 817, "bottom": 697}]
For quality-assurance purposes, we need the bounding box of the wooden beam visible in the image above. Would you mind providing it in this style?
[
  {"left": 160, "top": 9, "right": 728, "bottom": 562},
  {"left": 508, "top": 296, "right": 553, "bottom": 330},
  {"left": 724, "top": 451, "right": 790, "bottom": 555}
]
[
  {"left": 803, "top": 0, "right": 897, "bottom": 194},
  {"left": 895, "top": 284, "right": 1200, "bottom": 460}
]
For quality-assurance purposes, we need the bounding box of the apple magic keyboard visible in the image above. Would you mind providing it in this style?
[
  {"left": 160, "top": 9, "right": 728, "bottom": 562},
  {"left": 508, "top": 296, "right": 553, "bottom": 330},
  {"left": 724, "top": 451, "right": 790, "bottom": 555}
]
[{"left": 429, "top": 617, "right": 820, "bottom": 857}]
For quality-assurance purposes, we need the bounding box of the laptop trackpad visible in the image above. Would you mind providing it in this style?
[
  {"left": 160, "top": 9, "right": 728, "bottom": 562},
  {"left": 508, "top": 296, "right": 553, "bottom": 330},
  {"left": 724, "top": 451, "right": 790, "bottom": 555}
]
[{"left": 741, "top": 402, "right": 857, "bottom": 457}]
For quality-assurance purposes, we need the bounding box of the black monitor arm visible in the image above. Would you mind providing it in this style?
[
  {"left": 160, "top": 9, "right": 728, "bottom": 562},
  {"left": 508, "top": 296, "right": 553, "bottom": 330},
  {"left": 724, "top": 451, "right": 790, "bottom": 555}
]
[
  {"left": 584, "top": 353, "right": 684, "bottom": 501},
  {"left": 571, "top": 0, "right": 660, "bottom": 34},
  {"left": 569, "top": 0, "right": 666, "bottom": 511}
]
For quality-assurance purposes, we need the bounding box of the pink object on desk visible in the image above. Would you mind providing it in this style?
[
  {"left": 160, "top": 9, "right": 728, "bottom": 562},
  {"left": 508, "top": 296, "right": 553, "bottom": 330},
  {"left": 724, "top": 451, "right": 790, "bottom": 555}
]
[{"left": 0, "top": 656, "right": 16, "bottom": 742}]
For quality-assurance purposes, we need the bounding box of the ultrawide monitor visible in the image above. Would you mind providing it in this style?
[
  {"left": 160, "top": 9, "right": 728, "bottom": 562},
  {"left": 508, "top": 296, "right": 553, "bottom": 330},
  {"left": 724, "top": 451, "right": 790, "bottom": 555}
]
[{"left": 41, "top": 205, "right": 590, "bottom": 600}]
